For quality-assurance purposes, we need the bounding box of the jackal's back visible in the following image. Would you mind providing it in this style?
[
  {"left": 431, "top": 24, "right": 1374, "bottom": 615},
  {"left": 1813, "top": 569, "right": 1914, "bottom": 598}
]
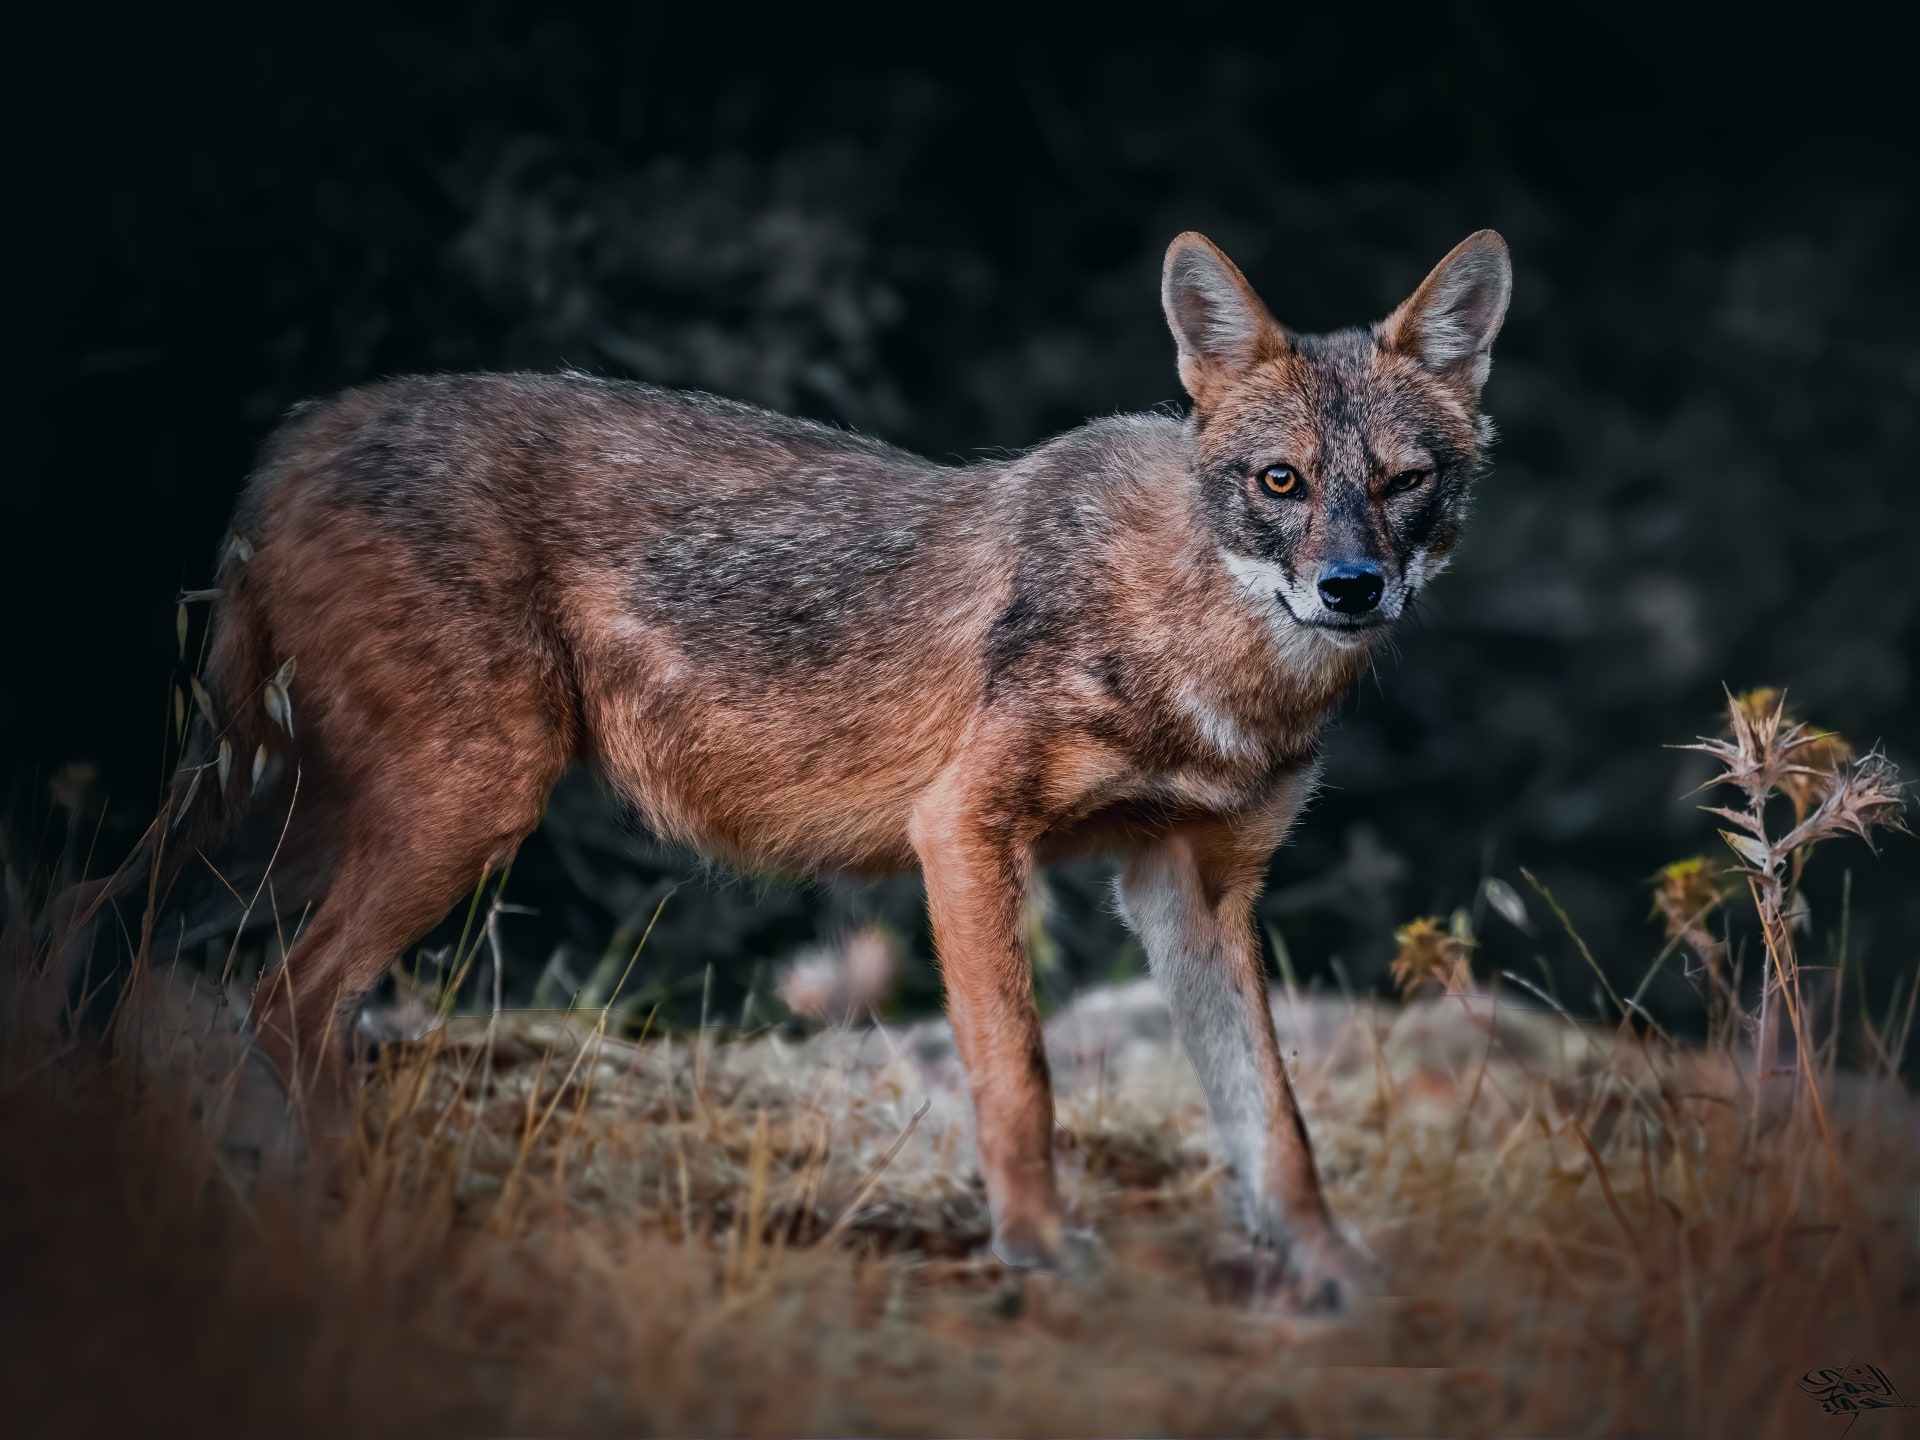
[
  {"left": 239, "top": 371, "right": 985, "bottom": 653},
  {"left": 223, "top": 373, "right": 1042, "bottom": 874}
]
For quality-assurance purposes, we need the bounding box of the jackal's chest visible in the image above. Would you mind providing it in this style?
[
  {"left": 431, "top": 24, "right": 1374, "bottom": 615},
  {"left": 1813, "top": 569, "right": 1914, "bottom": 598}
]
[
  {"left": 1038, "top": 712, "right": 1315, "bottom": 852},
  {"left": 1036, "top": 748, "right": 1311, "bottom": 863},
  {"left": 1036, "top": 651, "right": 1345, "bottom": 844}
]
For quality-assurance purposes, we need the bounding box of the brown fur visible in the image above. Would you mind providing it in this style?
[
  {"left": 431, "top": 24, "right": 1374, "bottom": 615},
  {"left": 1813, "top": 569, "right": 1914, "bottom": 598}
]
[{"left": 122, "top": 229, "right": 1510, "bottom": 1307}]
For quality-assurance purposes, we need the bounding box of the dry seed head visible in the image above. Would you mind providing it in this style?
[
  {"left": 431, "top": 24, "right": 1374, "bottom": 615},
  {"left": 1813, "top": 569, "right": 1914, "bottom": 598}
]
[
  {"left": 1389, "top": 915, "right": 1474, "bottom": 998},
  {"left": 1679, "top": 687, "right": 1815, "bottom": 806},
  {"left": 1650, "top": 856, "right": 1734, "bottom": 936},
  {"left": 1650, "top": 855, "right": 1730, "bottom": 992},
  {"left": 1481, "top": 876, "right": 1534, "bottom": 933},
  {"left": 264, "top": 682, "right": 292, "bottom": 738},
  {"left": 1688, "top": 684, "right": 1909, "bottom": 877},
  {"left": 262, "top": 657, "right": 298, "bottom": 738},
  {"left": 1729, "top": 687, "right": 1788, "bottom": 745},
  {"left": 1782, "top": 747, "right": 1910, "bottom": 856},
  {"left": 1682, "top": 689, "right": 1890, "bottom": 867},
  {"left": 1777, "top": 728, "right": 1854, "bottom": 820}
]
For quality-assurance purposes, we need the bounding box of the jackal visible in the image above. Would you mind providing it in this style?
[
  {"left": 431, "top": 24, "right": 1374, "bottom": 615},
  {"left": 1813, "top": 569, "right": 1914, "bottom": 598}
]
[{"left": 84, "top": 228, "right": 1510, "bottom": 1308}]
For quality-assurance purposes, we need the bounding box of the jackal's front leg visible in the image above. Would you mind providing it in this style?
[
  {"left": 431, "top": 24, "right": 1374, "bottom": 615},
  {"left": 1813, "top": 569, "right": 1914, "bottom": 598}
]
[
  {"left": 910, "top": 774, "right": 1069, "bottom": 1273},
  {"left": 1119, "top": 806, "right": 1377, "bottom": 1312}
]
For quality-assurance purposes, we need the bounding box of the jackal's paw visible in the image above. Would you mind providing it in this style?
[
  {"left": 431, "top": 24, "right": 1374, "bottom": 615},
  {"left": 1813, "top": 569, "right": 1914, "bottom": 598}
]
[
  {"left": 1209, "top": 1225, "right": 1381, "bottom": 1316},
  {"left": 989, "top": 1215, "right": 1102, "bottom": 1281}
]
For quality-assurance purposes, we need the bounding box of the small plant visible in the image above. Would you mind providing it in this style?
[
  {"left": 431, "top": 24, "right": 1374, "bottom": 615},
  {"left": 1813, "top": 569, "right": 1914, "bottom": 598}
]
[
  {"left": 1649, "top": 854, "right": 1738, "bottom": 1012},
  {"left": 1676, "top": 687, "right": 1909, "bottom": 1080},
  {"left": 1387, "top": 911, "right": 1476, "bottom": 999}
]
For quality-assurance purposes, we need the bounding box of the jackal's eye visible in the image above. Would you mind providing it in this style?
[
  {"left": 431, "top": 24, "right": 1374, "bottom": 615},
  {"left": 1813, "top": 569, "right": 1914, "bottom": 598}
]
[
  {"left": 1386, "top": 468, "right": 1430, "bottom": 494},
  {"left": 1260, "top": 465, "right": 1301, "bottom": 496}
]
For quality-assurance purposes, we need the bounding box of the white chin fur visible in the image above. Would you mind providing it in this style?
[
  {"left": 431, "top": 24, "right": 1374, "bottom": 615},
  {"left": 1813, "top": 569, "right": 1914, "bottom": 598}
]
[
  {"left": 1218, "top": 548, "right": 1391, "bottom": 653},
  {"left": 1317, "top": 628, "right": 1372, "bottom": 651}
]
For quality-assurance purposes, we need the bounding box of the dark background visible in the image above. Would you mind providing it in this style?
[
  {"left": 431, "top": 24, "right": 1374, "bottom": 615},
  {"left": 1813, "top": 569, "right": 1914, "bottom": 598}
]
[{"left": 5, "top": 5, "right": 1915, "bottom": 1035}]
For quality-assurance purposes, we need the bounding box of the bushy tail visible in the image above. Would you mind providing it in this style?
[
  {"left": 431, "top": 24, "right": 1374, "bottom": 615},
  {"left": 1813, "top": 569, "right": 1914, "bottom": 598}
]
[
  {"left": 152, "top": 556, "right": 282, "bottom": 910},
  {"left": 41, "top": 547, "right": 286, "bottom": 1007}
]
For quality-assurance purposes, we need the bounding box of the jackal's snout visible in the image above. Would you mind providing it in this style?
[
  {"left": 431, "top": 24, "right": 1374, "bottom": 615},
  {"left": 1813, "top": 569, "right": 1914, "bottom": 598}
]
[{"left": 1315, "top": 561, "right": 1384, "bottom": 618}]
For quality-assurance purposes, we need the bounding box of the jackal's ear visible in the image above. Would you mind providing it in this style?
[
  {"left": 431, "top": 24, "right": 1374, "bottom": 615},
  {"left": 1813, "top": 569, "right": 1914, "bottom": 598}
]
[
  {"left": 1162, "top": 233, "right": 1286, "bottom": 408},
  {"left": 1378, "top": 230, "right": 1512, "bottom": 394}
]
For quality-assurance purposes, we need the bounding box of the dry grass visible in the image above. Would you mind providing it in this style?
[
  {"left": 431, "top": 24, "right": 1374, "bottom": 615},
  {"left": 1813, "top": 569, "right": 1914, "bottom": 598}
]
[
  {"left": 4, "top": 962, "right": 1916, "bottom": 1439},
  {"left": 5, "top": 687, "right": 1917, "bottom": 1438}
]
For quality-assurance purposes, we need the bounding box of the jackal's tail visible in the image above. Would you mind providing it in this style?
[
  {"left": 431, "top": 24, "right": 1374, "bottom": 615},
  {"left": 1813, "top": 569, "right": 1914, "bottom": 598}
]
[{"left": 38, "top": 543, "right": 291, "bottom": 1010}]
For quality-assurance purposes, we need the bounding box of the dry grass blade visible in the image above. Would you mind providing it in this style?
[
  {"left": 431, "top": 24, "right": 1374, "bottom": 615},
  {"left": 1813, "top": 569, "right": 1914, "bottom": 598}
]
[
  {"left": 1564, "top": 1114, "right": 1642, "bottom": 1260},
  {"left": 820, "top": 1096, "right": 933, "bottom": 1248},
  {"left": 1521, "top": 867, "right": 1664, "bottom": 1043}
]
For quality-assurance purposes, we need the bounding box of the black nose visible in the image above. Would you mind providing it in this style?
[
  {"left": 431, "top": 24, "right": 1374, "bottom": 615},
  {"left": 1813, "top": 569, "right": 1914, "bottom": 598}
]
[{"left": 1317, "top": 562, "right": 1384, "bottom": 616}]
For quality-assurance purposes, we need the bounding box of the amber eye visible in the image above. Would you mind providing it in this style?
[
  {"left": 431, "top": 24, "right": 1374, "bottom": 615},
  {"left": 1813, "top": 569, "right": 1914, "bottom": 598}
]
[
  {"left": 1261, "top": 465, "right": 1301, "bottom": 496},
  {"left": 1387, "top": 468, "right": 1429, "bottom": 494}
]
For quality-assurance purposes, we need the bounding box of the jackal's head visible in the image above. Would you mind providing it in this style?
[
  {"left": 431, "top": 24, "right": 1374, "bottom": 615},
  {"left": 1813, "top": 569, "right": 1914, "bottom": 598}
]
[{"left": 1162, "top": 229, "right": 1511, "bottom": 646}]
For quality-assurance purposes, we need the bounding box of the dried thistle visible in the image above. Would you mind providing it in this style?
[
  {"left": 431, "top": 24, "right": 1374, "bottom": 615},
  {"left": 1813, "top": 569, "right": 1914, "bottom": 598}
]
[
  {"left": 1687, "top": 689, "right": 1866, "bottom": 824},
  {"left": 1681, "top": 688, "right": 1909, "bottom": 1075},
  {"left": 1779, "top": 728, "right": 1854, "bottom": 822},
  {"left": 1688, "top": 699, "right": 1908, "bottom": 884},
  {"left": 1680, "top": 687, "right": 1801, "bottom": 807},
  {"left": 1389, "top": 913, "right": 1474, "bottom": 999},
  {"left": 1779, "top": 746, "right": 1910, "bottom": 856}
]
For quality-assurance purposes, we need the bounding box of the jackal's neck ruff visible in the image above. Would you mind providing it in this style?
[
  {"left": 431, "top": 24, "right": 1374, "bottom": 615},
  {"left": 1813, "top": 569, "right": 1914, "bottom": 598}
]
[{"left": 1023, "top": 411, "right": 1379, "bottom": 770}]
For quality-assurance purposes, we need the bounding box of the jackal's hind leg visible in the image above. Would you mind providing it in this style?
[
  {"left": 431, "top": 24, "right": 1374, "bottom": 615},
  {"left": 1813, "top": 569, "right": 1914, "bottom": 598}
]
[
  {"left": 1119, "top": 820, "right": 1377, "bottom": 1312},
  {"left": 249, "top": 745, "right": 562, "bottom": 1138}
]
